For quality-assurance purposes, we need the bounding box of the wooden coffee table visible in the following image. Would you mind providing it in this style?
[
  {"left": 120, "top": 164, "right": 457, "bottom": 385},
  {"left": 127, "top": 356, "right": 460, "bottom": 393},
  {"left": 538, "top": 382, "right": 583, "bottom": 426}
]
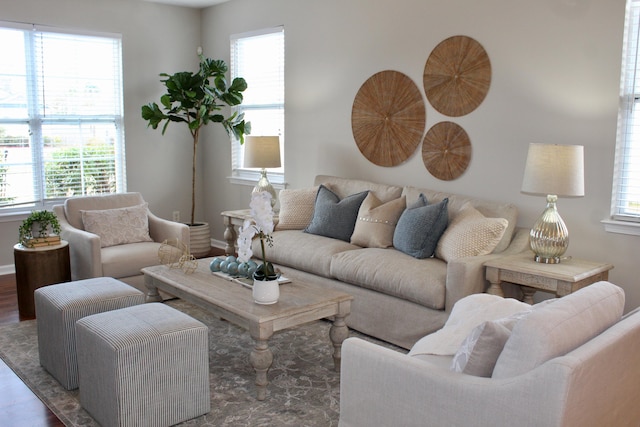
[{"left": 142, "top": 259, "right": 353, "bottom": 400}]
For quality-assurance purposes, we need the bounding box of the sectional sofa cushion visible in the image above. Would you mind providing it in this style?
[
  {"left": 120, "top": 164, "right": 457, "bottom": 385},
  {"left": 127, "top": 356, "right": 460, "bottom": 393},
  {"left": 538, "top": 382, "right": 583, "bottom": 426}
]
[
  {"left": 436, "top": 202, "right": 508, "bottom": 262},
  {"left": 304, "top": 185, "right": 369, "bottom": 242},
  {"left": 351, "top": 193, "right": 406, "bottom": 248},
  {"left": 81, "top": 203, "right": 152, "bottom": 248},
  {"left": 492, "top": 281, "right": 625, "bottom": 378},
  {"left": 275, "top": 186, "right": 318, "bottom": 230},
  {"left": 393, "top": 196, "right": 449, "bottom": 259}
]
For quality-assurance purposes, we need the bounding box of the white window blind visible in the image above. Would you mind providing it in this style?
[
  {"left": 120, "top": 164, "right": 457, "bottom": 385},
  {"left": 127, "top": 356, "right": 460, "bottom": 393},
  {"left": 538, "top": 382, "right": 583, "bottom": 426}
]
[
  {"left": 230, "top": 26, "right": 284, "bottom": 185},
  {"left": 613, "top": 0, "right": 640, "bottom": 222},
  {"left": 0, "top": 23, "right": 125, "bottom": 213}
]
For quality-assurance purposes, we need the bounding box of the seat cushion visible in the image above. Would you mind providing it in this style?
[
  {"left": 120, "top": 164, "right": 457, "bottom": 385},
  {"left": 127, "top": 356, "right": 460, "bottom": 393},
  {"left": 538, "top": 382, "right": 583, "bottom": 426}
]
[
  {"left": 492, "top": 281, "right": 625, "bottom": 378},
  {"left": 101, "top": 241, "right": 163, "bottom": 278},
  {"left": 330, "top": 247, "right": 447, "bottom": 309}
]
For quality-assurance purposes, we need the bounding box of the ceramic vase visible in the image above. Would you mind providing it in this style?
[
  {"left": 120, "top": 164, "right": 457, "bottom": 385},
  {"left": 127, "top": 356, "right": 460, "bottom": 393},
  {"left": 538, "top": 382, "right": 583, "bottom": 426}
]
[{"left": 252, "top": 279, "right": 279, "bottom": 305}]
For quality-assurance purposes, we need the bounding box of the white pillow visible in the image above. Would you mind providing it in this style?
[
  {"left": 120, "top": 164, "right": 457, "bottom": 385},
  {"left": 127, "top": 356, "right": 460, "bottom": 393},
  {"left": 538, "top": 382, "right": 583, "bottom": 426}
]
[
  {"left": 275, "top": 187, "right": 318, "bottom": 230},
  {"left": 435, "top": 202, "right": 508, "bottom": 262},
  {"left": 81, "top": 203, "right": 153, "bottom": 248}
]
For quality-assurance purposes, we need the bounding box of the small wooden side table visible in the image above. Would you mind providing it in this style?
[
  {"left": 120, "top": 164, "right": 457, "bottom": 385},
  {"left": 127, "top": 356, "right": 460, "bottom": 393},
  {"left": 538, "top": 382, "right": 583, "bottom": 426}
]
[
  {"left": 221, "top": 209, "right": 279, "bottom": 256},
  {"left": 13, "top": 240, "right": 71, "bottom": 318},
  {"left": 484, "top": 253, "right": 613, "bottom": 304}
]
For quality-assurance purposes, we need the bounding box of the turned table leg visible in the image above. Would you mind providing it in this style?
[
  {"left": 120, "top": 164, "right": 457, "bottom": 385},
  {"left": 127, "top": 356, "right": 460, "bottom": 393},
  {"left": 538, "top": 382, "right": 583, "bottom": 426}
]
[
  {"left": 223, "top": 217, "right": 237, "bottom": 256},
  {"left": 485, "top": 266, "right": 505, "bottom": 297},
  {"left": 250, "top": 338, "right": 273, "bottom": 401},
  {"left": 145, "top": 277, "right": 162, "bottom": 303},
  {"left": 329, "top": 315, "right": 350, "bottom": 371}
]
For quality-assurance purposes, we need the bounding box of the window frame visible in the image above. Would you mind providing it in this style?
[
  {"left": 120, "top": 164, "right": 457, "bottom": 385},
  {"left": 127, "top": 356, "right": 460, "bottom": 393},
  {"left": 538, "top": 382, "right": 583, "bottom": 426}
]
[
  {"left": 0, "top": 21, "right": 125, "bottom": 217},
  {"left": 228, "top": 26, "right": 285, "bottom": 189}
]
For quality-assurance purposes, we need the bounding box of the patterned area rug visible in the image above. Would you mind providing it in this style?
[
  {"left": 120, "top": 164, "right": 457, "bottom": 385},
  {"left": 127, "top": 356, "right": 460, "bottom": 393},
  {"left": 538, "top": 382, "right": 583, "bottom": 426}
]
[{"left": 0, "top": 299, "right": 403, "bottom": 426}]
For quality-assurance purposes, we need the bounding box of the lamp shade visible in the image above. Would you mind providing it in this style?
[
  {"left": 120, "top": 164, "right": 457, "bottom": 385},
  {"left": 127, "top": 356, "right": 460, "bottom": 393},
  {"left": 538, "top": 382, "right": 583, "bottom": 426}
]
[
  {"left": 521, "top": 143, "right": 584, "bottom": 197},
  {"left": 244, "top": 136, "right": 281, "bottom": 169}
]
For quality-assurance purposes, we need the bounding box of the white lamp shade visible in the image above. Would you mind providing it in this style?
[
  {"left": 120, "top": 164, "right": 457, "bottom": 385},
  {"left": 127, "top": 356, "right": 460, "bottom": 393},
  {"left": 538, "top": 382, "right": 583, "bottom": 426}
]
[
  {"left": 521, "top": 143, "right": 585, "bottom": 197},
  {"left": 244, "top": 136, "right": 281, "bottom": 169}
]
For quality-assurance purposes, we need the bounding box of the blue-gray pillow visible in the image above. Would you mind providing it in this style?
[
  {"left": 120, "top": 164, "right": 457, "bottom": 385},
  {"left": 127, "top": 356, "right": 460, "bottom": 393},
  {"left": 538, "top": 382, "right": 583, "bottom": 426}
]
[
  {"left": 393, "top": 195, "right": 449, "bottom": 258},
  {"left": 304, "top": 185, "right": 369, "bottom": 241}
]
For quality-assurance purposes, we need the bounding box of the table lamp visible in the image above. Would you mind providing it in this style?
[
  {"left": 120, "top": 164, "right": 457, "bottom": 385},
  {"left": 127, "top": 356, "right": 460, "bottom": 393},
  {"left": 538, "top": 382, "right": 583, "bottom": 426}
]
[
  {"left": 244, "top": 136, "right": 281, "bottom": 207},
  {"left": 521, "top": 143, "right": 584, "bottom": 264}
]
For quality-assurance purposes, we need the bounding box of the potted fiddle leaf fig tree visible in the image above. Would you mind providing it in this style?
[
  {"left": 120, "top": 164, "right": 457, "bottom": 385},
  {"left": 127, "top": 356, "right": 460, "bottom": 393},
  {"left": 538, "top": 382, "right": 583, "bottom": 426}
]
[{"left": 142, "top": 51, "right": 250, "bottom": 257}]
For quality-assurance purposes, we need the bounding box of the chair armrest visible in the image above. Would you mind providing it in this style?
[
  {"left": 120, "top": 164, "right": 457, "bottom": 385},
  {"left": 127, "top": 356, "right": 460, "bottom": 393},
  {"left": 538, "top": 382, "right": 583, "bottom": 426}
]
[
  {"left": 54, "top": 204, "right": 102, "bottom": 280},
  {"left": 148, "top": 212, "right": 190, "bottom": 248},
  {"left": 339, "top": 337, "right": 565, "bottom": 427}
]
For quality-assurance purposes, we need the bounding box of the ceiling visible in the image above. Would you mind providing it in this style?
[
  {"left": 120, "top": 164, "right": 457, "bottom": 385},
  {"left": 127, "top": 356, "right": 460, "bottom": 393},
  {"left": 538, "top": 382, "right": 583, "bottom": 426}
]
[{"left": 140, "top": 0, "right": 229, "bottom": 8}]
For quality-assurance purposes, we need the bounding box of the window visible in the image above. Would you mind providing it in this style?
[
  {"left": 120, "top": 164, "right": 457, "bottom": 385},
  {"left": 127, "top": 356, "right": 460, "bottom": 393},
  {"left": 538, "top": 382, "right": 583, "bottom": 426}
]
[
  {"left": 0, "top": 22, "right": 125, "bottom": 214},
  {"left": 230, "top": 26, "right": 284, "bottom": 186}
]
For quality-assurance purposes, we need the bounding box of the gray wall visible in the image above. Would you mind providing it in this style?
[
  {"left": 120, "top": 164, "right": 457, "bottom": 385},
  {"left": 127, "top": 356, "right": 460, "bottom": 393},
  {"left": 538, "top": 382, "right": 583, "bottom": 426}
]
[{"left": 2, "top": 0, "right": 638, "bottom": 312}]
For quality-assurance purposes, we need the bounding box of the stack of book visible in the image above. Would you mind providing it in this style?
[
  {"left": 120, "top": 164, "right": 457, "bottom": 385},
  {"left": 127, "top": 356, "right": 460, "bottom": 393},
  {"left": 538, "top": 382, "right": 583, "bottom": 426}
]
[{"left": 25, "top": 235, "right": 61, "bottom": 248}]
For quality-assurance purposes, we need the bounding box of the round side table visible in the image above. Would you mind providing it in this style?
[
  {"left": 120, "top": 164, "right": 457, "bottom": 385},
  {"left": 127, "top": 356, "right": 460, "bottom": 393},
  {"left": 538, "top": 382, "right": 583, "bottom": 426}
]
[{"left": 13, "top": 240, "right": 71, "bottom": 318}]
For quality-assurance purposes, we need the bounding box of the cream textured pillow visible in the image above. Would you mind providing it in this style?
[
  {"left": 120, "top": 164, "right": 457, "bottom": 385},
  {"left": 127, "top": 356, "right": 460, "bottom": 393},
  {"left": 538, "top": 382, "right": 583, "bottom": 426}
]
[
  {"left": 435, "top": 202, "right": 508, "bottom": 262},
  {"left": 81, "top": 203, "right": 153, "bottom": 248},
  {"left": 275, "top": 187, "right": 319, "bottom": 230},
  {"left": 351, "top": 194, "right": 406, "bottom": 248}
]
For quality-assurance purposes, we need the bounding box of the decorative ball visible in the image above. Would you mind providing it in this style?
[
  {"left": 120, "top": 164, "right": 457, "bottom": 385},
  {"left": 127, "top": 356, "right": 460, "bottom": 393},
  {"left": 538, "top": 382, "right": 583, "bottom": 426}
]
[
  {"left": 237, "top": 262, "right": 249, "bottom": 277},
  {"left": 209, "top": 257, "right": 223, "bottom": 272},
  {"left": 226, "top": 261, "right": 239, "bottom": 275},
  {"left": 158, "top": 239, "right": 188, "bottom": 268},
  {"left": 225, "top": 255, "right": 237, "bottom": 263},
  {"left": 247, "top": 263, "right": 257, "bottom": 278},
  {"left": 220, "top": 260, "right": 229, "bottom": 273},
  {"left": 179, "top": 254, "right": 198, "bottom": 274}
]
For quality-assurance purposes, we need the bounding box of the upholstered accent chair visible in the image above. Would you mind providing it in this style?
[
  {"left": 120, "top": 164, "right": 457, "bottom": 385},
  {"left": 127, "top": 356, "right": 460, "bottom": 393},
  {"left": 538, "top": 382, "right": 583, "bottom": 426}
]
[{"left": 53, "top": 192, "right": 189, "bottom": 294}]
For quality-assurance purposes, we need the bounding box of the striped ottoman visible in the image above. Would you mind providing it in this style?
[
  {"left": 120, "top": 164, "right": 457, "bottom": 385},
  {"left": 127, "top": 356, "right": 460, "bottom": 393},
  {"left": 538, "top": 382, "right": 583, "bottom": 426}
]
[
  {"left": 34, "top": 277, "right": 144, "bottom": 390},
  {"left": 76, "top": 303, "right": 210, "bottom": 427}
]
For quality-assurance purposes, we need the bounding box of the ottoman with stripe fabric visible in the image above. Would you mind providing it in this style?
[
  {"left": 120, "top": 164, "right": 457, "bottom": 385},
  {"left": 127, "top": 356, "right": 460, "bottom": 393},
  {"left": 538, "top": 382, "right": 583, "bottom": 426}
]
[
  {"left": 34, "top": 277, "right": 145, "bottom": 390},
  {"left": 76, "top": 302, "right": 210, "bottom": 427}
]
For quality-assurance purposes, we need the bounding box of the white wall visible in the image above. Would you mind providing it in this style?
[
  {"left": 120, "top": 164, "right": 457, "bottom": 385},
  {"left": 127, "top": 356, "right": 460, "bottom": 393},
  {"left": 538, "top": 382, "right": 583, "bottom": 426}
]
[
  {"left": 2, "top": 0, "right": 638, "bottom": 313},
  {"left": 200, "top": 0, "right": 639, "bottom": 311}
]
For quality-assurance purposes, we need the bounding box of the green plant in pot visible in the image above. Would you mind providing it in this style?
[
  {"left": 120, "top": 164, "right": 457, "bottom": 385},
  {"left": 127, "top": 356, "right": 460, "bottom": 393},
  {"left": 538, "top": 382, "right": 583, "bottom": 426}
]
[
  {"left": 18, "top": 210, "right": 61, "bottom": 247},
  {"left": 141, "top": 51, "right": 250, "bottom": 257}
]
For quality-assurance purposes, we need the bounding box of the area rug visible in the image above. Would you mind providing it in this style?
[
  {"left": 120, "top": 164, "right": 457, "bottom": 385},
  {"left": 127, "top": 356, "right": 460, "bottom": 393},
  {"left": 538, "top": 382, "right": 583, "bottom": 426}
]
[{"left": 0, "top": 299, "right": 404, "bottom": 426}]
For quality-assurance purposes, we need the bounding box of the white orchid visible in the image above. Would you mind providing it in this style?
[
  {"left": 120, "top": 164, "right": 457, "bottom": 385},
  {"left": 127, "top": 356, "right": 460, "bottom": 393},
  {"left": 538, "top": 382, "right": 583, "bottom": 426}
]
[
  {"left": 236, "top": 219, "right": 255, "bottom": 263},
  {"left": 236, "top": 191, "right": 277, "bottom": 280}
]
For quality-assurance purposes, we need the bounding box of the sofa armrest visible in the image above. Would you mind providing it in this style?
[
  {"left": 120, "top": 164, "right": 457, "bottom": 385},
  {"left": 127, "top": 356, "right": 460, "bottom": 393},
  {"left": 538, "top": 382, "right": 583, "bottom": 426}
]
[
  {"left": 339, "top": 337, "right": 566, "bottom": 427},
  {"left": 54, "top": 204, "right": 102, "bottom": 280},
  {"left": 444, "top": 227, "right": 531, "bottom": 312},
  {"left": 148, "top": 212, "right": 190, "bottom": 248}
]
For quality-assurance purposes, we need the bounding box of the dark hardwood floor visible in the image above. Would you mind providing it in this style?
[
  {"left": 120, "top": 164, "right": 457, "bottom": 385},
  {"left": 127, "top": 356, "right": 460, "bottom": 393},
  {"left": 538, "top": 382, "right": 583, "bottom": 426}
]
[{"left": 0, "top": 273, "right": 65, "bottom": 427}]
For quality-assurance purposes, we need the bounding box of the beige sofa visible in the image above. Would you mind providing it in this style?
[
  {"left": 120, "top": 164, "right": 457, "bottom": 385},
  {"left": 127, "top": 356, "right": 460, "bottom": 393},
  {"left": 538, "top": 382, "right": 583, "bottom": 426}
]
[
  {"left": 54, "top": 192, "right": 189, "bottom": 294},
  {"left": 338, "top": 281, "right": 640, "bottom": 427},
  {"left": 254, "top": 175, "right": 529, "bottom": 349}
]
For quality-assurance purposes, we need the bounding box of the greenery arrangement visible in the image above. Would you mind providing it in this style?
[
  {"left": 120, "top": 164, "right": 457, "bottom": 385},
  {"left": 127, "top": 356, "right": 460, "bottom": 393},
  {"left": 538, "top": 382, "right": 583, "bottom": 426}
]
[
  {"left": 141, "top": 53, "right": 250, "bottom": 225},
  {"left": 18, "top": 210, "right": 61, "bottom": 247}
]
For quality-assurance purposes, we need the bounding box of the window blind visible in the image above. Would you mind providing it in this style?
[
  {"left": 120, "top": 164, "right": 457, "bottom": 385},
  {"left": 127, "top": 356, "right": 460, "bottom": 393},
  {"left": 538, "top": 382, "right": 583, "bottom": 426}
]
[
  {"left": 0, "top": 23, "right": 125, "bottom": 211},
  {"left": 613, "top": 0, "right": 640, "bottom": 221},
  {"left": 230, "top": 26, "right": 285, "bottom": 177}
]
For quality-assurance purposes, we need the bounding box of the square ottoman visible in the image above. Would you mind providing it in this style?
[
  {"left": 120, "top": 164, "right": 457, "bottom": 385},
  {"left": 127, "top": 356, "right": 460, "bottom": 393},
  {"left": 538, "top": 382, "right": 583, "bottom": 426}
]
[
  {"left": 34, "top": 277, "right": 145, "bottom": 390},
  {"left": 76, "top": 303, "right": 210, "bottom": 427}
]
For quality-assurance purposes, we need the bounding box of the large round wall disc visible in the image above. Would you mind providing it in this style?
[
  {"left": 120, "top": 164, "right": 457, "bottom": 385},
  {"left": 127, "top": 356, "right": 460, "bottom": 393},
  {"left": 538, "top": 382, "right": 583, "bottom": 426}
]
[
  {"left": 423, "top": 36, "right": 491, "bottom": 117},
  {"left": 422, "top": 121, "right": 471, "bottom": 180},
  {"left": 351, "top": 70, "right": 426, "bottom": 167}
]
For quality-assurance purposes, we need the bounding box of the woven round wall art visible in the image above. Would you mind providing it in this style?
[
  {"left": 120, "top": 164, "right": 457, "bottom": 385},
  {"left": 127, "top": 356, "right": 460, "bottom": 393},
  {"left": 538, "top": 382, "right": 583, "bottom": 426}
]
[
  {"left": 422, "top": 121, "right": 471, "bottom": 181},
  {"left": 351, "top": 70, "right": 426, "bottom": 167},
  {"left": 423, "top": 35, "right": 491, "bottom": 117}
]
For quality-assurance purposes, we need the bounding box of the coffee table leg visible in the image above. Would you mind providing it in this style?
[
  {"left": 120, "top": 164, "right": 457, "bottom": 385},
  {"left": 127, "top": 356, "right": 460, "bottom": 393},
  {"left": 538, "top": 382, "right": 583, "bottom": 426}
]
[
  {"left": 329, "top": 315, "right": 349, "bottom": 371},
  {"left": 250, "top": 339, "right": 273, "bottom": 401},
  {"left": 144, "top": 276, "right": 162, "bottom": 303}
]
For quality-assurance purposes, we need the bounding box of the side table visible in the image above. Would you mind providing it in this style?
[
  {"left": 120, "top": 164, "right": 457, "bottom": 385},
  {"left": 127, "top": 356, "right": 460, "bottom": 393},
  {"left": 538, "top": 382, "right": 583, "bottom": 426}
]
[
  {"left": 484, "top": 253, "right": 613, "bottom": 304},
  {"left": 221, "top": 209, "right": 279, "bottom": 255},
  {"left": 13, "top": 240, "right": 71, "bottom": 318}
]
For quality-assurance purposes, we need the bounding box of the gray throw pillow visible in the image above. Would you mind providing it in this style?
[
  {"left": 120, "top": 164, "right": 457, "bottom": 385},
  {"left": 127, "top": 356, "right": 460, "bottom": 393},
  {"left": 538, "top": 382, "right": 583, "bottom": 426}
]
[
  {"left": 393, "top": 195, "right": 449, "bottom": 258},
  {"left": 304, "top": 185, "right": 369, "bottom": 242}
]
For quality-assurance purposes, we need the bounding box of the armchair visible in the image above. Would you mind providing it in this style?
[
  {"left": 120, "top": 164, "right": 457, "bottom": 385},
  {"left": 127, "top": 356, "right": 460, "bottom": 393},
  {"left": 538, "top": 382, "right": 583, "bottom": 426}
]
[
  {"left": 339, "top": 281, "right": 640, "bottom": 427},
  {"left": 53, "top": 192, "right": 189, "bottom": 294}
]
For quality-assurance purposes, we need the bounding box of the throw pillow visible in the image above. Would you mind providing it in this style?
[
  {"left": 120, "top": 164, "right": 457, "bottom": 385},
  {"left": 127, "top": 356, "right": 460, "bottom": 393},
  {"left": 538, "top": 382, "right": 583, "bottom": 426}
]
[
  {"left": 435, "top": 202, "right": 508, "bottom": 262},
  {"left": 275, "top": 186, "right": 319, "bottom": 230},
  {"left": 393, "top": 195, "right": 448, "bottom": 259},
  {"left": 450, "top": 309, "right": 530, "bottom": 377},
  {"left": 81, "top": 203, "right": 153, "bottom": 248},
  {"left": 350, "top": 193, "right": 406, "bottom": 248},
  {"left": 304, "top": 185, "right": 369, "bottom": 242}
]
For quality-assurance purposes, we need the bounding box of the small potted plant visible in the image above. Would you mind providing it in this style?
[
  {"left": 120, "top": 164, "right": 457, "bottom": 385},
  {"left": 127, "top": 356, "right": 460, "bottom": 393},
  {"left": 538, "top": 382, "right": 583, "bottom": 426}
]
[{"left": 18, "top": 210, "right": 62, "bottom": 248}]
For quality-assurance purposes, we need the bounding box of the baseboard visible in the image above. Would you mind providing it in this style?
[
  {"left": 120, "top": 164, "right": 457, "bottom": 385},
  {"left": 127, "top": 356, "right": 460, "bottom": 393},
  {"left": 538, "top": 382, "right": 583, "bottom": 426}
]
[{"left": 0, "top": 264, "right": 15, "bottom": 276}]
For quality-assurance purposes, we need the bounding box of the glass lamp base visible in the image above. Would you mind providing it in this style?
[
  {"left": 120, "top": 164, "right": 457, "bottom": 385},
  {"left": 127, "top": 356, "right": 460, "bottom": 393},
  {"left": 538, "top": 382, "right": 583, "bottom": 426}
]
[
  {"left": 252, "top": 169, "right": 277, "bottom": 208},
  {"left": 529, "top": 195, "right": 569, "bottom": 264},
  {"left": 533, "top": 254, "right": 562, "bottom": 264}
]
